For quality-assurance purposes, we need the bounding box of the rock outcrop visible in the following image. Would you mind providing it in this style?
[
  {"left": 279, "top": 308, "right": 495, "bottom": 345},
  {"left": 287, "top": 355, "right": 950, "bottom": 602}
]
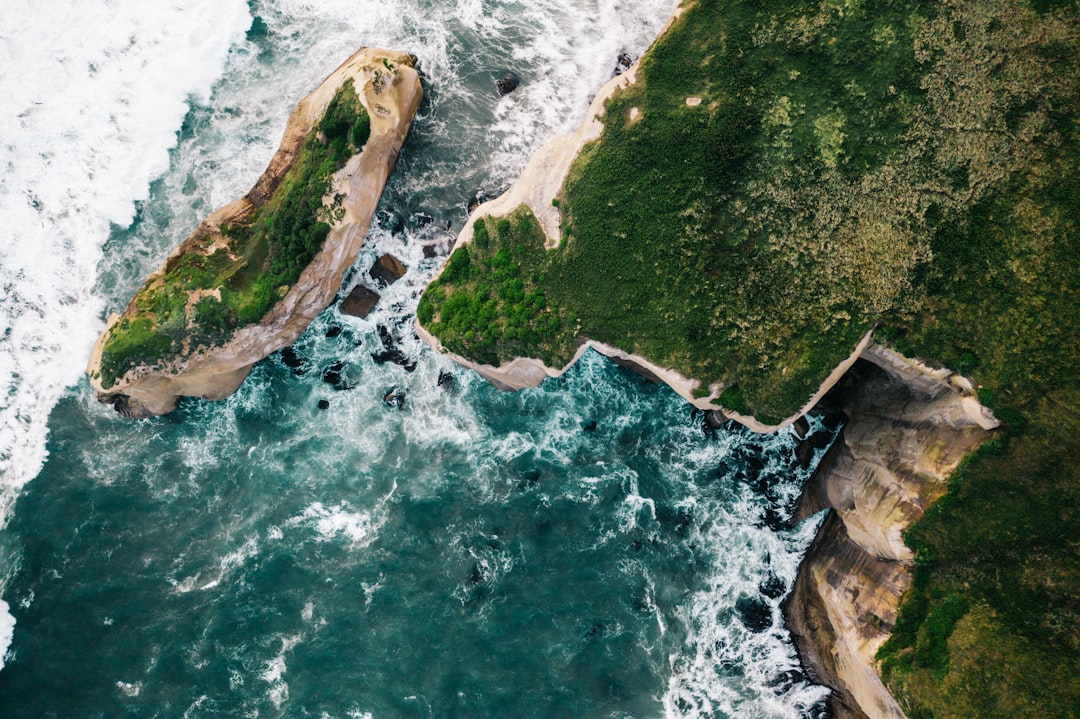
[
  {"left": 785, "top": 344, "right": 998, "bottom": 719},
  {"left": 87, "top": 48, "right": 422, "bottom": 417}
]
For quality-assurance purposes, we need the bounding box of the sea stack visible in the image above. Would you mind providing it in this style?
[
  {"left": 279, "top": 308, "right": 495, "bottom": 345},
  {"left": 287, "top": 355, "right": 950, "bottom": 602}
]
[{"left": 87, "top": 48, "right": 422, "bottom": 417}]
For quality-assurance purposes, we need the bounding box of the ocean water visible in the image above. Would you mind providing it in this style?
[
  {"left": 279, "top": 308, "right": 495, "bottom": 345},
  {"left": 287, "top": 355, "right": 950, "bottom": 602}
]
[{"left": 0, "top": 0, "right": 831, "bottom": 716}]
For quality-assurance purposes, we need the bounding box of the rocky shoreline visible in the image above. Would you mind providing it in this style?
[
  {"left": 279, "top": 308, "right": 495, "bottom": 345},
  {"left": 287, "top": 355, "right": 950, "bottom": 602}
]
[
  {"left": 87, "top": 47, "right": 422, "bottom": 417},
  {"left": 786, "top": 344, "right": 997, "bottom": 718}
]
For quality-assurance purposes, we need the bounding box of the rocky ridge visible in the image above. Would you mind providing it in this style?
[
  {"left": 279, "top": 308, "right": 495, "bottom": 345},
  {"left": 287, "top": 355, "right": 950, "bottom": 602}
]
[{"left": 87, "top": 48, "right": 422, "bottom": 417}]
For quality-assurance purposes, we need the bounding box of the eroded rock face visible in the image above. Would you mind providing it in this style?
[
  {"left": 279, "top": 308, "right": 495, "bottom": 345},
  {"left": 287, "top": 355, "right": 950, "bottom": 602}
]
[
  {"left": 785, "top": 346, "right": 998, "bottom": 719},
  {"left": 87, "top": 48, "right": 423, "bottom": 417}
]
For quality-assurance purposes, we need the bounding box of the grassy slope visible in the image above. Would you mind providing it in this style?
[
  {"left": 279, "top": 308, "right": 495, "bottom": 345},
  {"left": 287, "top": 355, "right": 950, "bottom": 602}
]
[
  {"left": 96, "top": 79, "right": 372, "bottom": 389},
  {"left": 422, "top": 0, "right": 1080, "bottom": 715}
]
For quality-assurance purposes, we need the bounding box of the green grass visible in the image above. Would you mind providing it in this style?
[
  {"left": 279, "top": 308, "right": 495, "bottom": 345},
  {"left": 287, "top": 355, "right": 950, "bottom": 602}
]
[
  {"left": 418, "top": 208, "right": 578, "bottom": 367},
  {"left": 421, "top": 1, "right": 1080, "bottom": 715},
  {"left": 874, "top": 58, "right": 1080, "bottom": 714},
  {"left": 98, "top": 78, "right": 373, "bottom": 389}
]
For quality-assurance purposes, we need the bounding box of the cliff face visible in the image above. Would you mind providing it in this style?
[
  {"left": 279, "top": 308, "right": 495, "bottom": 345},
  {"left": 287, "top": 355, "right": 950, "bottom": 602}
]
[
  {"left": 87, "top": 48, "right": 422, "bottom": 417},
  {"left": 786, "top": 344, "right": 998, "bottom": 719}
]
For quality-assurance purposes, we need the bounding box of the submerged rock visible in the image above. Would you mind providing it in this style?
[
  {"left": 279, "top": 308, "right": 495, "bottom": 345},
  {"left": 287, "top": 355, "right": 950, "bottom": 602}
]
[
  {"left": 383, "top": 387, "right": 406, "bottom": 409},
  {"left": 736, "top": 595, "right": 773, "bottom": 633},
  {"left": 437, "top": 370, "right": 455, "bottom": 389},
  {"left": 613, "top": 51, "right": 635, "bottom": 76}
]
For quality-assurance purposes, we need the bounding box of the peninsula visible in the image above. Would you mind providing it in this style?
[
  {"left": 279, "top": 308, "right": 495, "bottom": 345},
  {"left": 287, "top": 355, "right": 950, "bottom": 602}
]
[
  {"left": 87, "top": 47, "right": 422, "bottom": 417},
  {"left": 418, "top": 1, "right": 1080, "bottom": 717}
]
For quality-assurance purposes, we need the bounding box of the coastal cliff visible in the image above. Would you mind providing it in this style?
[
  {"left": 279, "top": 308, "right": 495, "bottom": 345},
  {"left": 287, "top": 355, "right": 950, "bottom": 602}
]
[
  {"left": 786, "top": 345, "right": 997, "bottom": 719},
  {"left": 87, "top": 47, "right": 422, "bottom": 417}
]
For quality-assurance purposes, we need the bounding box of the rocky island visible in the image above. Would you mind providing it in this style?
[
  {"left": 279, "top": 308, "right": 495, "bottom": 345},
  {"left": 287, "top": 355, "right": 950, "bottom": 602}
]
[
  {"left": 87, "top": 47, "right": 422, "bottom": 417},
  {"left": 419, "top": 1, "right": 1080, "bottom": 717}
]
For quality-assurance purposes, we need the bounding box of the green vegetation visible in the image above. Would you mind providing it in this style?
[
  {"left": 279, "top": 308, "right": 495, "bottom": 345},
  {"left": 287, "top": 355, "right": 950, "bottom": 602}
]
[
  {"left": 420, "top": 0, "right": 1079, "bottom": 715},
  {"left": 418, "top": 209, "right": 578, "bottom": 367},
  {"left": 98, "top": 78, "right": 372, "bottom": 389},
  {"left": 874, "top": 28, "right": 1080, "bottom": 710}
]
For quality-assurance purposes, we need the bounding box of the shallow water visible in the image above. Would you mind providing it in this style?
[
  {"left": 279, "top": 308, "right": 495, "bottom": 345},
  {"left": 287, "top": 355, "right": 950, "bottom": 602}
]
[{"left": 0, "top": 0, "right": 830, "bottom": 715}]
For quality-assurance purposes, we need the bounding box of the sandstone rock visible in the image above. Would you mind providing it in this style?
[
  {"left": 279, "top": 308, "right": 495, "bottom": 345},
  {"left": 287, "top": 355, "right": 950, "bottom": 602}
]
[
  {"left": 340, "top": 284, "right": 380, "bottom": 318},
  {"left": 370, "top": 253, "right": 407, "bottom": 287}
]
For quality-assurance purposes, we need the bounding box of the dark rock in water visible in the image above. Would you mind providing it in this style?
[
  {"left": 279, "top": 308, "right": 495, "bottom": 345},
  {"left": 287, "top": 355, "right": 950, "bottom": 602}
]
[
  {"left": 369, "top": 253, "right": 407, "bottom": 287},
  {"left": 340, "top": 284, "right": 380, "bottom": 318},
  {"left": 759, "top": 506, "right": 787, "bottom": 532},
  {"left": 795, "top": 441, "right": 816, "bottom": 470},
  {"left": 583, "top": 420, "right": 598, "bottom": 432},
  {"left": 383, "top": 387, "right": 406, "bottom": 409},
  {"left": 280, "top": 346, "right": 307, "bottom": 376},
  {"left": 325, "top": 324, "right": 343, "bottom": 338},
  {"left": 495, "top": 71, "right": 520, "bottom": 96},
  {"left": 377, "top": 324, "right": 395, "bottom": 348},
  {"left": 613, "top": 50, "right": 635, "bottom": 76},
  {"left": 321, "top": 360, "right": 343, "bottom": 384},
  {"left": 322, "top": 361, "right": 344, "bottom": 387},
  {"left": 108, "top": 394, "right": 136, "bottom": 417},
  {"left": 759, "top": 574, "right": 787, "bottom": 600},
  {"left": 468, "top": 189, "right": 492, "bottom": 213},
  {"left": 792, "top": 415, "right": 811, "bottom": 441},
  {"left": 372, "top": 348, "right": 417, "bottom": 372},
  {"left": 372, "top": 323, "right": 417, "bottom": 371},
  {"left": 674, "top": 506, "right": 694, "bottom": 535},
  {"left": 768, "top": 669, "right": 805, "bottom": 695},
  {"left": 701, "top": 410, "right": 728, "bottom": 438},
  {"left": 736, "top": 595, "right": 773, "bottom": 633},
  {"left": 322, "top": 361, "right": 358, "bottom": 390},
  {"left": 470, "top": 563, "right": 483, "bottom": 585},
  {"left": 317, "top": 399, "right": 330, "bottom": 410},
  {"left": 412, "top": 212, "right": 433, "bottom": 228},
  {"left": 375, "top": 208, "right": 405, "bottom": 235},
  {"left": 803, "top": 697, "right": 831, "bottom": 719},
  {"left": 437, "top": 370, "right": 455, "bottom": 388}
]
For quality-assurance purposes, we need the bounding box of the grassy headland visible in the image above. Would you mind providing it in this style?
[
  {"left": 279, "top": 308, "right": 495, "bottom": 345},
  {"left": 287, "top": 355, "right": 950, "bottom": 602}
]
[
  {"left": 422, "top": 0, "right": 1080, "bottom": 714},
  {"left": 96, "top": 79, "right": 371, "bottom": 389}
]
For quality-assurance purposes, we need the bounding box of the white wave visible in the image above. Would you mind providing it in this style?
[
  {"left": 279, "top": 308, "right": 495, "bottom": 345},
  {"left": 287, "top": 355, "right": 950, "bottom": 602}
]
[
  {"left": 261, "top": 633, "right": 303, "bottom": 710},
  {"left": 0, "top": 0, "right": 252, "bottom": 668},
  {"left": 0, "top": 600, "right": 13, "bottom": 670},
  {"left": 115, "top": 680, "right": 142, "bottom": 698}
]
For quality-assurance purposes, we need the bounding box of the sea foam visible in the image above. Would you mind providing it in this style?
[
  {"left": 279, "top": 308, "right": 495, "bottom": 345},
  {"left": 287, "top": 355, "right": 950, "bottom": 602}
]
[{"left": 0, "top": 0, "right": 252, "bottom": 668}]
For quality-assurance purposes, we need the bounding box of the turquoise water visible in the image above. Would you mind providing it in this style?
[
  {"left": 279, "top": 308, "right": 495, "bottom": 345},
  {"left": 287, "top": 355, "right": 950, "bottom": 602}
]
[{"left": 0, "top": 1, "right": 831, "bottom": 716}]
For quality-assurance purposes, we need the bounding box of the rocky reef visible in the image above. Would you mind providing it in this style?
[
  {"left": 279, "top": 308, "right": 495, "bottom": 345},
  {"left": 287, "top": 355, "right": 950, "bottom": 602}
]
[
  {"left": 87, "top": 47, "right": 422, "bottom": 417},
  {"left": 786, "top": 344, "right": 998, "bottom": 718}
]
